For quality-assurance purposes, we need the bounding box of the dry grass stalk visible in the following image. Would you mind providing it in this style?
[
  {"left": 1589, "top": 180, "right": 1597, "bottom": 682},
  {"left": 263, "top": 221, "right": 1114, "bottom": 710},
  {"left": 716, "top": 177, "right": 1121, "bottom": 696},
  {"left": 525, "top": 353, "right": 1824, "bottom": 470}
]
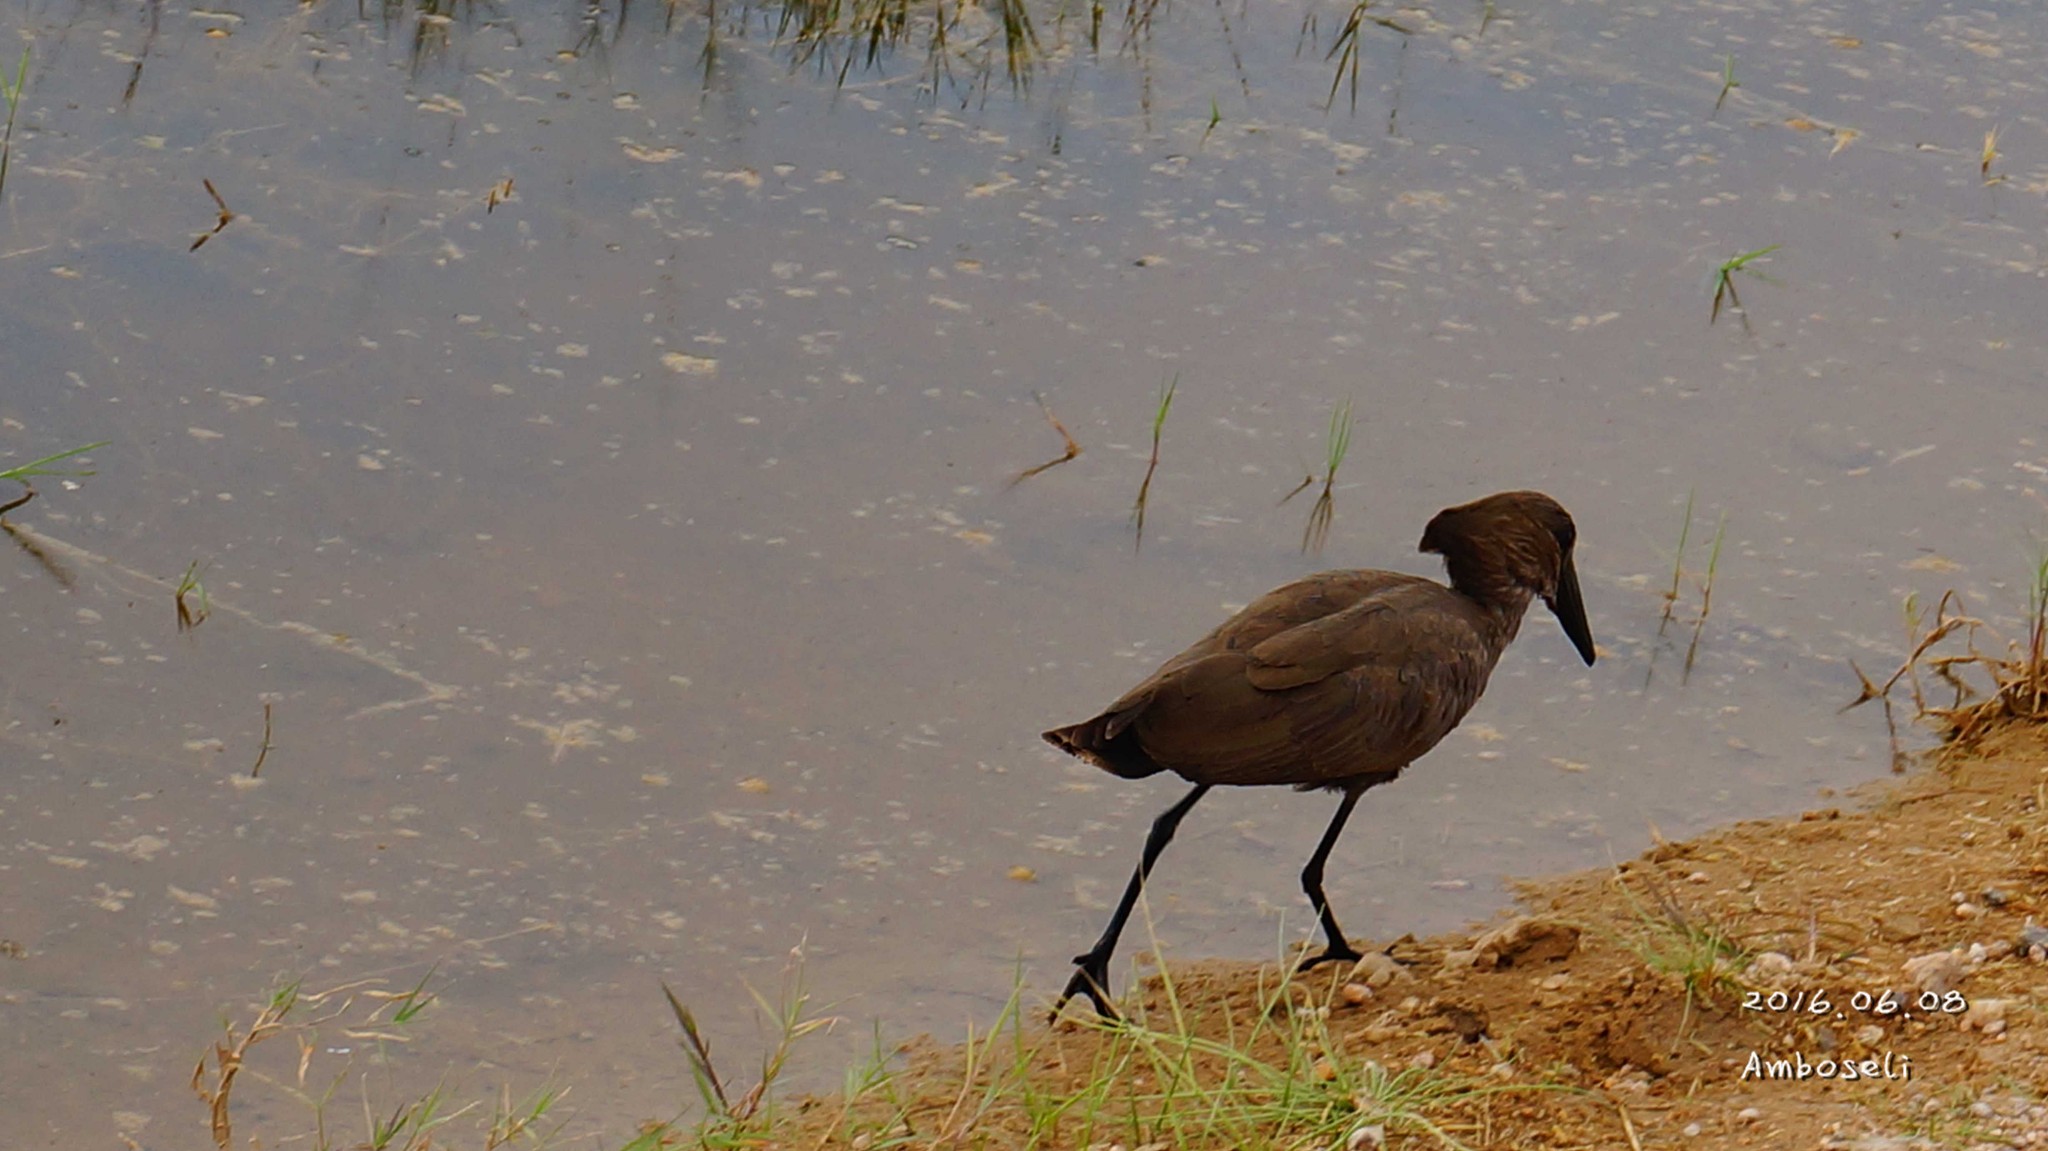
[
  {"left": 1010, "top": 391, "right": 1082, "bottom": 486},
  {"left": 1845, "top": 578, "right": 2048, "bottom": 769},
  {"left": 190, "top": 178, "right": 235, "bottom": 252},
  {"left": 187, "top": 977, "right": 419, "bottom": 1150},
  {"left": 191, "top": 984, "right": 299, "bottom": 1150},
  {"left": 665, "top": 942, "right": 840, "bottom": 1134}
]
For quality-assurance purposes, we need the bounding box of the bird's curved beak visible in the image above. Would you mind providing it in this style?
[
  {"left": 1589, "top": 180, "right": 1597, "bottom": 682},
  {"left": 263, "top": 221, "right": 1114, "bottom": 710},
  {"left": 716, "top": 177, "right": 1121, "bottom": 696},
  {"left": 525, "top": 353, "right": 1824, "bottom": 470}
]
[{"left": 1547, "top": 551, "right": 1596, "bottom": 665}]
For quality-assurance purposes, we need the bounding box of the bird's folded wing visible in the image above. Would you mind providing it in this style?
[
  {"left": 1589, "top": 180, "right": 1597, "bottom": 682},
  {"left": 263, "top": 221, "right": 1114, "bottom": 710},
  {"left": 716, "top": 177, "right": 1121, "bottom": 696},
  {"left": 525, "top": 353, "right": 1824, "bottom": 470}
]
[
  {"left": 1242, "top": 599, "right": 1397, "bottom": 690},
  {"left": 1135, "top": 602, "right": 1492, "bottom": 783}
]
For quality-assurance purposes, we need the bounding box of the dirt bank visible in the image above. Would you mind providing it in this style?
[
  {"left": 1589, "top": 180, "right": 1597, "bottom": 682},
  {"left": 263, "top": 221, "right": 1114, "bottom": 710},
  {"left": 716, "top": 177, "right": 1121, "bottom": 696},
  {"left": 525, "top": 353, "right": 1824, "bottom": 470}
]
[{"left": 743, "top": 725, "right": 2048, "bottom": 1150}]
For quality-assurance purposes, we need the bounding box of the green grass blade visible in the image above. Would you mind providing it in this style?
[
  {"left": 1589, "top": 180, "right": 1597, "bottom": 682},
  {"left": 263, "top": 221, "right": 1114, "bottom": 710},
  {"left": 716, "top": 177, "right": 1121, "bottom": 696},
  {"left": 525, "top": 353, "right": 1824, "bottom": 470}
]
[{"left": 0, "top": 440, "right": 110, "bottom": 482}]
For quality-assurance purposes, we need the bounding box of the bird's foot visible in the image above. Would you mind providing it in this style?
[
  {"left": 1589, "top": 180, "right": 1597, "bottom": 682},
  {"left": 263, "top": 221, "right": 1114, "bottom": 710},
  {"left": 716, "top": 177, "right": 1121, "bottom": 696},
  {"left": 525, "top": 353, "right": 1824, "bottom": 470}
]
[
  {"left": 1298, "top": 940, "right": 1366, "bottom": 972},
  {"left": 1049, "top": 953, "right": 1121, "bottom": 1023}
]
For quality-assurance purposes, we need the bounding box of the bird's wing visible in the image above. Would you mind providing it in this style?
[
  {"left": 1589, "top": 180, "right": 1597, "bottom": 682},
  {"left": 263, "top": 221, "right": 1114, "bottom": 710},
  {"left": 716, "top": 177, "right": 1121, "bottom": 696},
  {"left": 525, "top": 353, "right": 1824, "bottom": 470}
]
[
  {"left": 1153, "top": 570, "right": 1429, "bottom": 671},
  {"left": 1129, "top": 583, "right": 1496, "bottom": 785},
  {"left": 1242, "top": 598, "right": 1397, "bottom": 691},
  {"left": 1094, "top": 570, "right": 1420, "bottom": 738}
]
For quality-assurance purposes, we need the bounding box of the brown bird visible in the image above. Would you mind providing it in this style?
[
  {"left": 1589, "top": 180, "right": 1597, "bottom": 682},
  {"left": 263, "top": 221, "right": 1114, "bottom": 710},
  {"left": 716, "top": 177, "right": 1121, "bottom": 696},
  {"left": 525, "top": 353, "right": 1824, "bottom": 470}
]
[{"left": 1044, "top": 490, "right": 1596, "bottom": 1020}]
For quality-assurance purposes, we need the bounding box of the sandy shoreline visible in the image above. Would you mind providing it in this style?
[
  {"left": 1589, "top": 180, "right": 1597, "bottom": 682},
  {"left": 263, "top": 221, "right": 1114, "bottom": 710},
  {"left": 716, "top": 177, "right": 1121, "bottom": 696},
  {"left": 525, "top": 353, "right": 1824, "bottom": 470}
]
[{"left": 744, "top": 723, "right": 2048, "bottom": 1149}]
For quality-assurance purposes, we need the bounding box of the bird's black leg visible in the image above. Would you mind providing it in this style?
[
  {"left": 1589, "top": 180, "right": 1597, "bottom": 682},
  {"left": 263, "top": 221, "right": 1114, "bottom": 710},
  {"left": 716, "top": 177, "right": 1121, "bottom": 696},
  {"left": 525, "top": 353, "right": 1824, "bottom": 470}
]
[
  {"left": 1051, "top": 783, "right": 1211, "bottom": 1021},
  {"left": 1298, "top": 783, "right": 1368, "bottom": 970}
]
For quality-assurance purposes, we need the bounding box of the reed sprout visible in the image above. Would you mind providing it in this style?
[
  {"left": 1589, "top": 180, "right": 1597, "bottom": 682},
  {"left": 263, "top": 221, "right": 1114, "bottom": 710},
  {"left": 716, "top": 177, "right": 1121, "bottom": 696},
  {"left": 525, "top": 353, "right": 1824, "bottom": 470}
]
[
  {"left": 1712, "top": 53, "right": 1738, "bottom": 114},
  {"left": 1709, "top": 244, "right": 1779, "bottom": 328},
  {"left": 1130, "top": 374, "right": 1177, "bottom": 549},
  {"left": 1299, "top": 398, "right": 1353, "bottom": 556},
  {"left": 0, "top": 47, "right": 27, "bottom": 202}
]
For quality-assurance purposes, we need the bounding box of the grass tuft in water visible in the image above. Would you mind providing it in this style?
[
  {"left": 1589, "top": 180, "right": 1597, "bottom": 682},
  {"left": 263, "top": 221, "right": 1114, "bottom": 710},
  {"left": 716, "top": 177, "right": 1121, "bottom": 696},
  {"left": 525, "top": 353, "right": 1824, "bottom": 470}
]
[
  {"left": 1981, "top": 125, "right": 2002, "bottom": 183},
  {"left": 176, "top": 560, "right": 211, "bottom": 633},
  {"left": 364, "top": 1079, "right": 460, "bottom": 1151},
  {"left": 769, "top": 0, "right": 1044, "bottom": 96},
  {"left": 0, "top": 46, "right": 27, "bottom": 203},
  {"left": 1300, "top": 398, "right": 1354, "bottom": 556},
  {"left": 1712, "top": 52, "right": 1738, "bottom": 114},
  {"left": 1130, "top": 373, "right": 1177, "bottom": 550},
  {"left": 0, "top": 440, "right": 110, "bottom": 489},
  {"left": 1649, "top": 493, "right": 1728, "bottom": 687},
  {"left": 1657, "top": 491, "right": 1697, "bottom": 632},
  {"left": 193, "top": 978, "right": 302, "bottom": 1151},
  {"left": 2, "top": 441, "right": 107, "bottom": 589},
  {"left": 1682, "top": 510, "right": 1727, "bottom": 679},
  {"left": 1709, "top": 244, "right": 1779, "bottom": 328},
  {"left": 666, "top": 940, "right": 841, "bottom": 1143},
  {"left": 197, "top": 969, "right": 567, "bottom": 1151},
  {"left": 384, "top": 963, "right": 441, "bottom": 1026},
  {"left": 1320, "top": 1, "right": 1412, "bottom": 114}
]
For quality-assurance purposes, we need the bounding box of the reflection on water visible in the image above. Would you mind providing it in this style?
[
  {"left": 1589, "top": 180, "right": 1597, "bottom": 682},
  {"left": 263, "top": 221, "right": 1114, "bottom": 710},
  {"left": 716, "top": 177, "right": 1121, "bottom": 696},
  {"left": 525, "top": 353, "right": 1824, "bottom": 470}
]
[{"left": 4, "top": 0, "right": 2048, "bottom": 1142}]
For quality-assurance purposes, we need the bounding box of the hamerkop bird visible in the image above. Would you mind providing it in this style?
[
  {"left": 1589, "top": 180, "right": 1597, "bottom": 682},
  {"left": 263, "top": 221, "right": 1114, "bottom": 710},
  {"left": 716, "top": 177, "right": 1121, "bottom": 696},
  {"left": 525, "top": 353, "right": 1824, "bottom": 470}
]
[{"left": 1044, "top": 490, "right": 1596, "bottom": 1019}]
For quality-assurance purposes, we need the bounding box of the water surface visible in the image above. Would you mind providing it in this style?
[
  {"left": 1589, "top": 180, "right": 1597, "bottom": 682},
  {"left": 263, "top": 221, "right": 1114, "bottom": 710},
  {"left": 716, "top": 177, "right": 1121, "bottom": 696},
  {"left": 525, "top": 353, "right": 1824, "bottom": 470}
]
[{"left": 3, "top": 0, "right": 2046, "bottom": 1142}]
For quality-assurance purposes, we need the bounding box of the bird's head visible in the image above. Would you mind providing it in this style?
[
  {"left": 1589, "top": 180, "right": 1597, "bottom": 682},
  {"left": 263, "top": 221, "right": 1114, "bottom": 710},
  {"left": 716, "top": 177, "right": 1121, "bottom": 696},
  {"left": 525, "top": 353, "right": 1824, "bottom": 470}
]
[{"left": 1420, "top": 490, "right": 1596, "bottom": 665}]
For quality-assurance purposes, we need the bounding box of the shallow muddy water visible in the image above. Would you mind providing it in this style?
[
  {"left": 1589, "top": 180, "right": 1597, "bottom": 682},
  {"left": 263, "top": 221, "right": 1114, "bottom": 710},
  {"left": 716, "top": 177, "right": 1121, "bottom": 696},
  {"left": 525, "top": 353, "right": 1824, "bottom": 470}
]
[{"left": 4, "top": 0, "right": 2048, "bottom": 1143}]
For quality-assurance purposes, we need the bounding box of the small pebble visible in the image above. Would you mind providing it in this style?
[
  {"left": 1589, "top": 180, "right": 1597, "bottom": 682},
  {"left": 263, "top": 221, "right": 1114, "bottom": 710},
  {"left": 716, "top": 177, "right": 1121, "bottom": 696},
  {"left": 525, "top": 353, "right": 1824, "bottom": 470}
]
[
  {"left": 1750, "top": 952, "right": 1795, "bottom": 976},
  {"left": 1348, "top": 951, "right": 1408, "bottom": 988},
  {"left": 1410, "top": 1050, "right": 1437, "bottom": 1070},
  {"left": 1960, "top": 998, "right": 2009, "bottom": 1034},
  {"left": 1339, "top": 982, "right": 1373, "bottom": 1006},
  {"left": 1737, "top": 1107, "right": 1761, "bottom": 1124},
  {"left": 1346, "top": 1124, "right": 1387, "bottom": 1150},
  {"left": 1682, "top": 1122, "right": 1702, "bottom": 1136},
  {"left": 1903, "top": 949, "right": 1967, "bottom": 995},
  {"left": 1955, "top": 902, "right": 1983, "bottom": 920},
  {"left": 1877, "top": 914, "right": 1926, "bottom": 942}
]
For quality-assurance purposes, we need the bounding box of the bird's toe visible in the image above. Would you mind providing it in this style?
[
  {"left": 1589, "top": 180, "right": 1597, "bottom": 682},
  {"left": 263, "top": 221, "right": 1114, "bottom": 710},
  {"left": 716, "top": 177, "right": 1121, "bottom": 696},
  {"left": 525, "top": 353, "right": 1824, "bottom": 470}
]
[{"left": 1050, "top": 957, "right": 1121, "bottom": 1023}]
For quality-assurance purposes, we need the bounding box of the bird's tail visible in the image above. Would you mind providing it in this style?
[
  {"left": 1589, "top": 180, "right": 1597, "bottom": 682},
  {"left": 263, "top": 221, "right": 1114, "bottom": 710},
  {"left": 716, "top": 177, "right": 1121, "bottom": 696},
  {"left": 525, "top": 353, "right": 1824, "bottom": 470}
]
[{"left": 1043, "top": 710, "right": 1166, "bottom": 779}]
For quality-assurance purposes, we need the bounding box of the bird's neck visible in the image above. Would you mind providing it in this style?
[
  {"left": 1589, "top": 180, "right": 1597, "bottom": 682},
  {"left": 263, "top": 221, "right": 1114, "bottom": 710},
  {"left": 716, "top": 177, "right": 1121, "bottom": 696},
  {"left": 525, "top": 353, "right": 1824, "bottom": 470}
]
[{"left": 1444, "top": 559, "right": 1537, "bottom": 655}]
